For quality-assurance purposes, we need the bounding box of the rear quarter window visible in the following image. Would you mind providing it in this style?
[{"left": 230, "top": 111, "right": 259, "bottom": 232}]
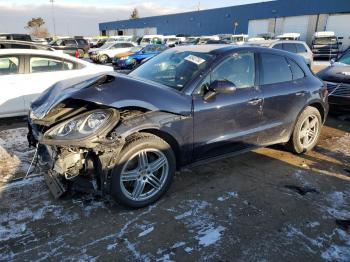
[
  {"left": 260, "top": 53, "right": 293, "bottom": 85},
  {"left": 288, "top": 58, "right": 305, "bottom": 80}
]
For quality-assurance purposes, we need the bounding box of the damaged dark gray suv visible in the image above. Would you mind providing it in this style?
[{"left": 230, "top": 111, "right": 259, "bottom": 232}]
[{"left": 28, "top": 45, "right": 328, "bottom": 208}]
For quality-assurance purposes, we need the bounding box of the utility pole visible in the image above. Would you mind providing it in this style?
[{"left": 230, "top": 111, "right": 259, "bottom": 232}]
[
  {"left": 198, "top": 1, "right": 200, "bottom": 11},
  {"left": 50, "top": 0, "right": 56, "bottom": 36}
]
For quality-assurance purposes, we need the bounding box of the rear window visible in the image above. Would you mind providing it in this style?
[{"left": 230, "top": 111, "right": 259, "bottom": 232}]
[
  {"left": 288, "top": 59, "right": 305, "bottom": 80},
  {"left": 260, "top": 53, "right": 293, "bottom": 85},
  {"left": 0, "top": 56, "right": 19, "bottom": 75}
]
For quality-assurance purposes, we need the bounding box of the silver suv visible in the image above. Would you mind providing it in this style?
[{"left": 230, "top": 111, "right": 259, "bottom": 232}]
[
  {"left": 247, "top": 40, "right": 313, "bottom": 67},
  {"left": 269, "top": 40, "right": 313, "bottom": 67}
]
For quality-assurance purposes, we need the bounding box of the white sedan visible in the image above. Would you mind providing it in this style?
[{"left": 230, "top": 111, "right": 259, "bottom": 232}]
[
  {"left": 88, "top": 42, "right": 135, "bottom": 64},
  {"left": 0, "top": 49, "right": 113, "bottom": 118}
]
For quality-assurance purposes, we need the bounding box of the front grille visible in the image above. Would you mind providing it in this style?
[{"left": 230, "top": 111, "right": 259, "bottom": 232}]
[{"left": 325, "top": 82, "right": 350, "bottom": 97}]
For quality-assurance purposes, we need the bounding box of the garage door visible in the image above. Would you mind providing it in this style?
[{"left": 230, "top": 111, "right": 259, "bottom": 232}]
[
  {"left": 326, "top": 14, "right": 350, "bottom": 52},
  {"left": 282, "top": 15, "right": 309, "bottom": 41},
  {"left": 248, "top": 19, "right": 269, "bottom": 37}
]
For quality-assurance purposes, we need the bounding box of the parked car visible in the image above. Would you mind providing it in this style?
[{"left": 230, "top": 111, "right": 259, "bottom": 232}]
[
  {"left": 276, "top": 33, "right": 301, "bottom": 41},
  {"left": 317, "top": 48, "right": 350, "bottom": 112},
  {"left": 246, "top": 40, "right": 313, "bottom": 67},
  {"left": 114, "top": 44, "right": 168, "bottom": 69},
  {"left": 49, "top": 38, "right": 89, "bottom": 57},
  {"left": 111, "top": 46, "right": 142, "bottom": 67},
  {"left": 198, "top": 35, "right": 220, "bottom": 44},
  {"left": 0, "top": 40, "right": 55, "bottom": 51},
  {"left": 140, "top": 35, "right": 164, "bottom": 46},
  {"left": 0, "top": 33, "right": 32, "bottom": 42},
  {"left": 311, "top": 32, "right": 340, "bottom": 60},
  {"left": 231, "top": 34, "right": 249, "bottom": 45},
  {"left": 164, "top": 36, "right": 185, "bottom": 47},
  {"left": 28, "top": 45, "right": 328, "bottom": 208},
  {"left": 89, "top": 42, "right": 135, "bottom": 64},
  {"left": 0, "top": 49, "right": 113, "bottom": 118}
]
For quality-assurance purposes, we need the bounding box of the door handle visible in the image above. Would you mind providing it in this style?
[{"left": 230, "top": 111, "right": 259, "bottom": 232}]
[
  {"left": 247, "top": 98, "right": 263, "bottom": 105},
  {"left": 295, "top": 91, "right": 307, "bottom": 96}
]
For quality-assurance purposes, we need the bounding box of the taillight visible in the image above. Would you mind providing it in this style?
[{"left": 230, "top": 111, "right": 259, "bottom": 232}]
[{"left": 75, "top": 50, "right": 79, "bottom": 58}]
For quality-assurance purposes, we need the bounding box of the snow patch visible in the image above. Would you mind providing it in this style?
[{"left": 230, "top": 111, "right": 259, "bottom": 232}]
[
  {"left": 138, "top": 226, "right": 154, "bottom": 237},
  {"left": 196, "top": 226, "right": 226, "bottom": 247},
  {"left": 217, "top": 192, "right": 238, "bottom": 202}
]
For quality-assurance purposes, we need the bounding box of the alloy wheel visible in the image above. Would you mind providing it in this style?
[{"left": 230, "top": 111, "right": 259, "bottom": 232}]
[
  {"left": 298, "top": 114, "right": 319, "bottom": 148},
  {"left": 120, "top": 148, "right": 169, "bottom": 201}
]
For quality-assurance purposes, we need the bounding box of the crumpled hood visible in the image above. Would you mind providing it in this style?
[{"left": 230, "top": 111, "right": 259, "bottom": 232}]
[
  {"left": 30, "top": 72, "right": 192, "bottom": 120},
  {"left": 317, "top": 63, "right": 350, "bottom": 84}
]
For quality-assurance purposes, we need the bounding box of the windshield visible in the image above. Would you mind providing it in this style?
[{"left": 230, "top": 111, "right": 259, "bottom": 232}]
[
  {"left": 338, "top": 50, "right": 350, "bottom": 65},
  {"left": 129, "top": 50, "right": 215, "bottom": 90},
  {"left": 314, "top": 37, "right": 338, "bottom": 45},
  {"left": 100, "top": 42, "right": 114, "bottom": 49}
]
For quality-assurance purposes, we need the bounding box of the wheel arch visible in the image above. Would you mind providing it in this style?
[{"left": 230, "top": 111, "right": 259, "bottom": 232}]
[
  {"left": 307, "top": 101, "right": 326, "bottom": 123},
  {"left": 125, "top": 128, "right": 182, "bottom": 170}
]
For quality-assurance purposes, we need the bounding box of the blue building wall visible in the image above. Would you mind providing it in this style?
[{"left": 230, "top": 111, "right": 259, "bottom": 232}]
[{"left": 99, "top": 0, "right": 350, "bottom": 35}]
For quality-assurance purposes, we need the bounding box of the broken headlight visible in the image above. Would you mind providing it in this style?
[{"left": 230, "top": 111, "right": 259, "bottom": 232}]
[{"left": 45, "top": 109, "right": 117, "bottom": 140}]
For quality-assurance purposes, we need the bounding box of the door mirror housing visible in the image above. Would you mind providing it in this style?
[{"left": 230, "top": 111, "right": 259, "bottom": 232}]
[
  {"left": 330, "top": 58, "right": 336, "bottom": 65},
  {"left": 203, "top": 80, "right": 236, "bottom": 101}
]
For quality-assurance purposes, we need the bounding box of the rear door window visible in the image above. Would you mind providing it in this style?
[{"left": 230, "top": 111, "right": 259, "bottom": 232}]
[
  {"left": 0, "top": 56, "right": 19, "bottom": 75},
  {"left": 76, "top": 39, "right": 87, "bottom": 45},
  {"left": 295, "top": 44, "right": 307, "bottom": 53},
  {"left": 64, "top": 39, "right": 77, "bottom": 46},
  {"left": 260, "top": 53, "right": 293, "bottom": 85},
  {"left": 30, "top": 56, "right": 67, "bottom": 73},
  {"left": 283, "top": 43, "right": 297, "bottom": 53},
  {"left": 272, "top": 43, "right": 283, "bottom": 50}
]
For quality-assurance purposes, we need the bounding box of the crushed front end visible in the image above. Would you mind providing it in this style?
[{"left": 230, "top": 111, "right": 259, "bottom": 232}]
[{"left": 28, "top": 104, "right": 125, "bottom": 198}]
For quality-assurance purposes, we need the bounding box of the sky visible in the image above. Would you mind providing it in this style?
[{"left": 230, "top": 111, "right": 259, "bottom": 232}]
[{"left": 0, "top": 0, "right": 270, "bottom": 36}]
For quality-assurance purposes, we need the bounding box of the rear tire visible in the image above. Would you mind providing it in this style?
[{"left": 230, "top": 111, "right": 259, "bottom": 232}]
[
  {"left": 110, "top": 133, "right": 175, "bottom": 208},
  {"left": 287, "top": 106, "right": 322, "bottom": 154}
]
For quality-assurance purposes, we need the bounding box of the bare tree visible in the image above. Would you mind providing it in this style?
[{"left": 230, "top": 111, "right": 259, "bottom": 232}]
[
  {"left": 25, "top": 17, "right": 50, "bottom": 38},
  {"left": 130, "top": 8, "right": 140, "bottom": 19}
]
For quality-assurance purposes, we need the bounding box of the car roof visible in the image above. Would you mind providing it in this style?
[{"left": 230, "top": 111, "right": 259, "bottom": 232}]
[
  {"left": 171, "top": 44, "right": 238, "bottom": 54},
  {"left": 0, "top": 40, "right": 53, "bottom": 47},
  {"left": 170, "top": 44, "right": 306, "bottom": 64},
  {"left": 0, "top": 48, "right": 81, "bottom": 61},
  {"left": 271, "top": 40, "right": 307, "bottom": 44}
]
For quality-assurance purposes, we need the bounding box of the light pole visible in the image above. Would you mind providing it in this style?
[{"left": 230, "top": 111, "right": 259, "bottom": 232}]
[
  {"left": 50, "top": 0, "right": 56, "bottom": 36},
  {"left": 233, "top": 21, "right": 239, "bottom": 35}
]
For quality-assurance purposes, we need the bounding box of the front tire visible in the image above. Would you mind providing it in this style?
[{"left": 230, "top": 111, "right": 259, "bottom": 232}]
[
  {"left": 110, "top": 133, "right": 175, "bottom": 208},
  {"left": 287, "top": 106, "right": 322, "bottom": 154},
  {"left": 99, "top": 54, "right": 109, "bottom": 64}
]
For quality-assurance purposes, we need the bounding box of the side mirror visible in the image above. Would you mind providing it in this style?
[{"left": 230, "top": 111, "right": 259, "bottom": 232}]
[
  {"left": 203, "top": 80, "right": 236, "bottom": 101},
  {"left": 330, "top": 58, "right": 336, "bottom": 65}
]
